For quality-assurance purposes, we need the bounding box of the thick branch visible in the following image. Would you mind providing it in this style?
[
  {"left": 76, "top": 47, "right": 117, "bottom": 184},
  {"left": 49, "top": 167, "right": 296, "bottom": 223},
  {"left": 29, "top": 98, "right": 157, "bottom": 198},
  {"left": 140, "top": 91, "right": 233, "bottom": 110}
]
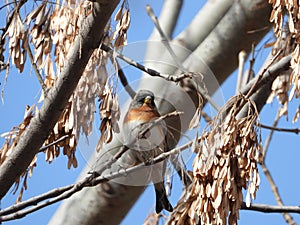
[
  {"left": 145, "top": 0, "right": 233, "bottom": 75},
  {"left": 180, "top": 0, "right": 272, "bottom": 95},
  {"left": 241, "top": 54, "right": 291, "bottom": 97},
  {"left": 0, "top": 1, "right": 120, "bottom": 199}
]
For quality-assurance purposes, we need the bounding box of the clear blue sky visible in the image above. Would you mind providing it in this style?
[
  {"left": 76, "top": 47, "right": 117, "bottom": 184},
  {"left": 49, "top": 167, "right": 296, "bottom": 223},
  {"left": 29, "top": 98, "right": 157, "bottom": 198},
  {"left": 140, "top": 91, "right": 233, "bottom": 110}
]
[{"left": 1, "top": 1, "right": 300, "bottom": 225}]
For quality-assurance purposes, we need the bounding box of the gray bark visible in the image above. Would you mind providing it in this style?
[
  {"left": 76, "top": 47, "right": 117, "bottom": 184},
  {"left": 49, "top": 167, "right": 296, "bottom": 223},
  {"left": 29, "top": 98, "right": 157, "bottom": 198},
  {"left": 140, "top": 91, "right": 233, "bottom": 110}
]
[{"left": 0, "top": 1, "right": 120, "bottom": 199}]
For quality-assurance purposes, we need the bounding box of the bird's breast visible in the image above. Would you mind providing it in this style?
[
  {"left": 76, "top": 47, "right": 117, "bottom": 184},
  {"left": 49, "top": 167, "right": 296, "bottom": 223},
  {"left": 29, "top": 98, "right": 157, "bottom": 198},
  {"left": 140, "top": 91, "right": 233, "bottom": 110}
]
[{"left": 122, "top": 111, "right": 166, "bottom": 162}]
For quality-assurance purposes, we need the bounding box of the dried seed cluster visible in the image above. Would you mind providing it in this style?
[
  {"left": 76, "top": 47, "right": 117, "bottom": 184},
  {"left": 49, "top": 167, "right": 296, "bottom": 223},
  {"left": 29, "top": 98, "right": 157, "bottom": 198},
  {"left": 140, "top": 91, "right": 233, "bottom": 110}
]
[
  {"left": 113, "top": 1, "right": 130, "bottom": 47},
  {"left": 5, "top": 13, "right": 26, "bottom": 72},
  {"left": 0, "top": 106, "right": 37, "bottom": 202},
  {"left": 168, "top": 97, "right": 262, "bottom": 225},
  {"left": 36, "top": 0, "right": 100, "bottom": 167},
  {"left": 1, "top": 0, "right": 127, "bottom": 199},
  {"left": 269, "top": 0, "right": 300, "bottom": 120},
  {"left": 96, "top": 87, "right": 120, "bottom": 152}
]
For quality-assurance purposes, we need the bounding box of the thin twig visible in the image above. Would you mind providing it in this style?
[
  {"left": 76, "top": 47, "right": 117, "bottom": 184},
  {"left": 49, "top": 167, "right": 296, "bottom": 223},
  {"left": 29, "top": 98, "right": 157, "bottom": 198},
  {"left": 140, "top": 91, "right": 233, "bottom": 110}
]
[
  {"left": 102, "top": 45, "right": 220, "bottom": 111},
  {"left": 260, "top": 164, "right": 297, "bottom": 225},
  {"left": 0, "top": 2, "right": 16, "bottom": 11},
  {"left": 244, "top": 50, "right": 282, "bottom": 99},
  {"left": 101, "top": 44, "right": 191, "bottom": 82},
  {"left": 109, "top": 55, "right": 136, "bottom": 98},
  {"left": 259, "top": 123, "right": 300, "bottom": 135},
  {"left": 241, "top": 202, "right": 300, "bottom": 214},
  {"left": 38, "top": 135, "right": 70, "bottom": 152},
  {"left": 197, "top": 84, "right": 220, "bottom": 112},
  {"left": 146, "top": 4, "right": 184, "bottom": 71},
  {"left": 0, "top": 184, "right": 73, "bottom": 217},
  {"left": 260, "top": 112, "right": 297, "bottom": 225},
  {"left": 145, "top": 5, "right": 220, "bottom": 112},
  {"left": 230, "top": 51, "right": 289, "bottom": 119},
  {"left": 262, "top": 112, "right": 281, "bottom": 160},
  {"left": 169, "top": 155, "right": 192, "bottom": 187},
  {"left": 137, "top": 111, "right": 183, "bottom": 139},
  {"left": 23, "top": 39, "right": 48, "bottom": 95},
  {"left": 246, "top": 43, "right": 256, "bottom": 83}
]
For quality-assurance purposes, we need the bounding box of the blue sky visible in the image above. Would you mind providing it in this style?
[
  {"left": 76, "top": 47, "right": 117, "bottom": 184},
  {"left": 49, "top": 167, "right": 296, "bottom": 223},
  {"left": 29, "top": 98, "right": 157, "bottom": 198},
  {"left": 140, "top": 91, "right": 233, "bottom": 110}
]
[{"left": 1, "top": 1, "right": 300, "bottom": 225}]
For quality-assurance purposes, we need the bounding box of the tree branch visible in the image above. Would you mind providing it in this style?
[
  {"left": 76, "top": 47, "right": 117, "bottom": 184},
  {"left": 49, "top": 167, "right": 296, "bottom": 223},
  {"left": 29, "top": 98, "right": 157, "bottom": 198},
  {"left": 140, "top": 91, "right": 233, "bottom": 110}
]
[
  {"left": 179, "top": 0, "right": 272, "bottom": 95},
  {"left": 260, "top": 112, "right": 297, "bottom": 225},
  {"left": 147, "top": 0, "right": 183, "bottom": 41},
  {"left": 145, "top": 4, "right": 220, "bottom": 112},
  {"left": 241, "top": 54, "right": 291, "bottom": 96},
  {"left": 0, "top": 0, "right": 120, "bottom": 199},
  {"left": 146, "top": 5, "right": 184, "bottom": 71},
  {"left": 101, "top": 44, "right": 192, "bottom": 82},
  {"left": 259, "top": 123, "right": 300, "bottom": 134},
  {"left": 38, "top": 135, "right": 70, "bottom": 152},
  {"left": 23, "top": 38, "right": 48, "bottom": 94},
  {"left": 236, "top": 50, "right": 247, "bottom": 94},
  {"left": 0, "top": 119, "right": 193, "bottom": 221},
  {"left": 241, "top": 202, "right": 300, "bottom": 214},
  {"left": 109, "top": 56, "right": 136, "bottom": 99},
  {"left": 147, "top": 0, "right": 233, "bottom": 76}
]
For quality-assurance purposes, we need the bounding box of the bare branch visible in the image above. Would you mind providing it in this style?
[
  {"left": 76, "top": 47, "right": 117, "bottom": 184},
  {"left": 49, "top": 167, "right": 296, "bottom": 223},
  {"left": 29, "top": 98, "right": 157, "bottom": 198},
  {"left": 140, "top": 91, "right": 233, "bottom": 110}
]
[
  {"left": 244, "top": 50, "right": 282, "bottom": 99},
  {"left": 38, "top": 135, "right": 70, "bottom": 152},
  {"left": 261, "top": 164, "right": 297, "bottom": 225},
  {"left": 259, "top": 123, "right": 300, "bottom": 134},
  {"left": 262, "top": 112, "right": 281, "bottom": 161},
  {"left": 146, "top": 5, "right": 184, "bottom": 71},
  {"left": 147, "top": 0, "right": 183, "bottom": 41},
  {"left": 0, "top": 0, "right": 120, "bottom": 199},
  {"left": 145, "top": 5, "right": 220, "bottom": 113},
  {"left": 241, "top": 202, "right": 300, "bottom": 214},
  {"left": 201, "top": 111, "right": 212, "bottom": 123},
  {"left": 109, "top": 56, "right": 136, "bottom": 99},
  {"left": 23, "top": 38, "right": 48, "bottom": 94},
  {"left": 101, "top": 44, "right": 192, "bottom": 82},
  {"left": 260, "top": 112, "right": 297, "bottom": 225},
  {"left": 241, "top": 53, "right": 290, "bottom": 96},
  {"left": 0, "top": 184, "right": 73, "bottom": 217}
]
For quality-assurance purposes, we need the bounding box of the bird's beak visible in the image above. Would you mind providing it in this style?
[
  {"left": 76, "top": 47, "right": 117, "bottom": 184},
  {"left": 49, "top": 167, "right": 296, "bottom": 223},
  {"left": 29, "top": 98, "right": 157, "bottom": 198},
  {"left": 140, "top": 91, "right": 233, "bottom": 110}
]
[{"left": 144, "top": 96, "right": 152, "bottom": 104}]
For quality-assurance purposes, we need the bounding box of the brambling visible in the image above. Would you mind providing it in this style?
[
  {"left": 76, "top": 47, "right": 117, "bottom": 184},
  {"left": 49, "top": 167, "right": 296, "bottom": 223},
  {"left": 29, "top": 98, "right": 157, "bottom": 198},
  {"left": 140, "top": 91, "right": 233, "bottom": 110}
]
[{"left": 123, "top": 90, "right": 173, "bottom": 213}]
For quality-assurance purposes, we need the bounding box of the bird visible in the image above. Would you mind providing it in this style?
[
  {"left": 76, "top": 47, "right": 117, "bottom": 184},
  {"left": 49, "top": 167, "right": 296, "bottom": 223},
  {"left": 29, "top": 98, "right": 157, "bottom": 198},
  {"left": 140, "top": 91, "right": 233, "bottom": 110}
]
[{"left": 122, "top": 89, "right": 173, "bottom": 213}]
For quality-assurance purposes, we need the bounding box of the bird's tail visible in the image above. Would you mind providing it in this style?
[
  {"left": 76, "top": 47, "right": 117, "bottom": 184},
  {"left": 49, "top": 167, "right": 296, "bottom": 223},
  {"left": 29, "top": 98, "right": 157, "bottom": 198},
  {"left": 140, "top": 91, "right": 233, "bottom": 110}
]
[{"left": 154, "top": 183, "right": 173, "bottom": 213}]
